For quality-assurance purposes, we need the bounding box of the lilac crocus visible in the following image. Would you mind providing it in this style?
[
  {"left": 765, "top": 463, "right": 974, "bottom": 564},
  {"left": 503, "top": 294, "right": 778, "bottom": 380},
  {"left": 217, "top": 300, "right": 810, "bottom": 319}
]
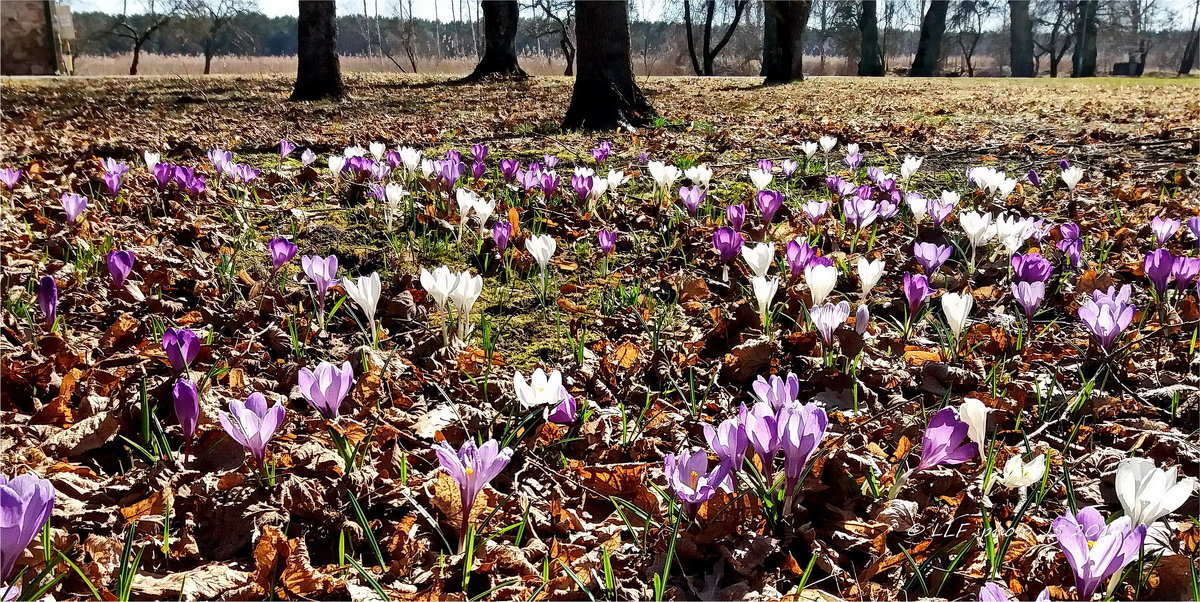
[
  {"left": 1052, "top": 506, "right": 1146, "bottom": 600},
  {"left": 752, "top": 372, "right": 800, "bottom": 410},
  {"left": 233, "top": 163, "right": 260, "bottom": 183},
  {"left": 913, "top": 242, "right": 952, "bottom": 275},
  {"left": 173, "top": 378, "right": 200, "bottom": 445},
  {"left": 297, "top": 361, "right": 355, "bottom": 420},
  {"left": 679, "top": 186, "right": 704, "bottom": 216},
  {"left": 779, "top": 401, "right": 827, "bottom": 493},
  {"left": 302, "top": 254, "right": 339, "bottom": 311},
  {"left": 1011, "top": 253, "right": 1054, "bottom": 283},
  {"left": 743, "top": 402, "right": 781, "bottom": 467},
  {"left": 1187, "top": 216, "right": 1200, "bottom": 248},
  {"left": 713, "top": 227, "right": 744, "bottom": 264},
  {"left": 58, "top": 192, "right": 87, "bottom": 224},
  {"left": 782, "top": 160, "right": 799, "bottom": 178},
  {"left": 517, "top": 169, "right": 540, "bottom": 193},
  {"left": 914, "top": 407, "right": 978, "bottom": 473},
  {"left": 37, "top": 275, "right": 57, "bottom": 327},
  {"left": 268, "top": 237, "right": 298, "bottom": 273},
  {"left": 438, "top": 160, "right": 465, "bottom": 189},
  {"left": 543, "top": 155, "right": 559, "bottom": 169},
  {"left": 758, "top": 159, "right": 774, "bottom": 172},
  {"left": 544, "top": 391, "right": 578, "bottom": 424},
  {"left": 107, "top": 250, "right": 135, "bottom": 288},
  {"left": 726, "top": 203, "right": 746, "bottom": 231},
  {"left": 1079, "top": 286, "right": 1136, "bottom": 351},
  {"left": 811, "top": 301, "right": 851, "bottom": 347},
  {"left": 0, "top": 168, "right": 22, "bottom": 189},
  {"left": 1013, "top": 281, "right": 1046, "bottom": 319},
  {"left": 664, "top": 447, "right": 731, "bottom": 516},
  {"left": 279, "top": 139, "right": 296, "bottom": 158},
  {"left": 843, "top": 197, "right": 878, "bottom": 230},
  {"left": 1150, "top": 217, "right": 1180, "bottom": 247},
  {"left": 1172, "top": 256, "right": 1200, "bottom": 291},
  {"left": 757, "top": 190, "right": 784, "bottom": 224},
  {"left": 802, "top": 201, "right": 829, "bottom": 224},
  {"left": 597, "top": 230, "right": 617, "bottom": 255},
  {"left": 1144, "top": 248, "right": 1175, "bottom": 295},
  {"left": 102, "top": 171, "right": 123, "bottom": 196},
  {"left": 704, "top": 417, "right": 748, "bottom": 470},
  {"left": 162, "top": 327, "right": 200, "bottom": 372},
  {"left": 592, "top": 146, "right": 610, "bottom": 163},
  {"left": 471, "top": 144, "right": 489, "bottom": 163},
  {"left": 0, "top": 473, "right": 55, "bottom": 580},
  {"left": 638, "top": 152, "right": 649, "bottom": 164},
  {"left": 436, "top": 438, "right": 514, "bottom": 549},
  {"left": 826, "top": 176, "right": 856, "bottom": 198},
  {"left": 152, "top": 163, "right": 174, "bottom": 189},
  {"left": 500, "top": 159, "right": 520, "bottom": 180},
  {"left": 786, "top": 238, "right": 815, "bottom": 278},
  {"left": 301, "top": 149, "right": 317, "bottom": 166},
  {"left": 1057, "top": 224, "right": 1083, "bottom": 270},
  {"left": 492, "top": 221, "right": 512, "bottom": 252},
  {"left": 540, "top": 171, "right": 560, "bottom": 197},
  {"left": 903, "top": 273, "right": 931, "bottom": 317},
  {"left": 219, "top": 392, "right": 286, "bottom": 468},
  {"left": 927, "top": 200, "right": 954, "bottom": 227},
  {"left": 844, "top": 153, "right": 863, "bottom": 170}
]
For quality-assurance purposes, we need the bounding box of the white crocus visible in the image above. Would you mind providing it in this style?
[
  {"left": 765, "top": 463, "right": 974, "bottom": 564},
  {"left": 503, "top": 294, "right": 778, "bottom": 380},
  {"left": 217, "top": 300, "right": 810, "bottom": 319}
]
[
  {"left": 327, "top": 155, "right": 346, "bottom": 179},
  {"left": 805, "top": 264, "right": 838, "bottom": 306},
  {"left": 845, "top": 143, "right": 860, "bottom": 156},
  {"left": 748, "top": 169, "right": 773, "bottom": 191},
  {"left": 856, "top": 257, "right": 885, "bottom": 298},
  {"left": 997, "top": 454, "right": 1047, "bottom": 489},
  {"left": 369, "top": 142, "right": 386, "bottom": 161},
  {"left": 819, "top": 136, "right": 838, "bottom": 153},
  {"left": 751, "top": 275, "right": 780, "bottom": 330},
  {"left": 144, "top": 151, "right": 160, "bottom": 170},
  {"left": 959, "top": 397, "right": 991, "bottom": 450},
  {"left": 900, "top": 156, "right": 923, "bottom": 181},
  {"left": 419, "top": 266, "right": 460, "bottom": 314},
  {"left": 1060, "top": 166, "right": 1084, "bottom": 191},
  {"left": 343, "top": 272, "right": 382, "bottom": 338},
  {"left": 420, "top": 158, "right": 436, "bottom": 179},
  {"left": 455, "top": 188, "right": 479, "bottom": 218},
  {"left": 941, "top": 291, "right": 974, "bottom": 339},
  {"left": 526, "top": 234, "right": 557, "bottom": 273},
  {"left": 398, "top": 146, "right": 423, "bottom": 171},
  {"left": 384, "top": 182, "right": 407, "bottom": 228},
  {"left": 606, "top": 170, "right": 629, "bottom": 189},
  {"left": 574, "top": 166, "right": 595, "bottom": 178},
  {"left": 996, "top": 177, "right": 1017, "bottom": 199},
  {"left": 589, "top": 177, "right": 609, "bottom": 200},
  {"left": 647, "top": 161, "right": 681, "bottom": 190},
  {"left": 472, "top": 197, "right": 496, "bottom": 233},
  {"left": 1115, "top": 458, "right": 1198, "bottom": 527},
  {"left": 800, "top": 141, "right": 819, "bottom": 158},
  {"left": 995, "top": 213, "right": 1034, "bottom": 255},
  {"left": 685, "top": 164, "right": 713, "bottom": 188},
  {"left": 907, "top": 195, "right": 928, "bottom": 222},
  {"left": 941, "top": 190, "right": 961, "bottom": 206},
  {"left": 343, "top": 145, "right": 368, "bottom": 158},
  {"left": 513, "top": 368, "right": 563, "bottom": 409},
  {"left": 960, "top": 210, "right": 996, "bottom": 251},
  {"left": 449, "top": 273, "right": 483, "bottom": 339},
  {"left": 741, "top": 243, "right": 775, "bottom": 279}
]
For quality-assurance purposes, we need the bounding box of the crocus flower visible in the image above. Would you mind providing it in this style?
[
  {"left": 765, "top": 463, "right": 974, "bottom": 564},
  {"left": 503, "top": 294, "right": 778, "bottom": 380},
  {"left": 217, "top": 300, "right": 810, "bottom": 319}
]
[
  {"left": 713, "top": 227, "right": 744, "bottom": 265},
  {"left": 37, "top": 275, "right": 57, "bottom": 327},
  {"left": 0, "top": 473, "right": 55, "bottom": 580},
  {"left": 1011, "top": 253, "right": 1054, "bottom": 283},
  {"left": 748, "top": 169, "right": 772, "bottom": 190},
  {"left": 1114, "top": 457, "right": 1197, "bottom": 527},
  {"left": 302, "top": 255, "right": 339, "bottom": 311},
  {"left": 843, "top": 153, "right": 863, "bottom": 170},
  {"left": 1079, "top": 285, "right": 1136, "bottom": 351},
  {"left": 162, "top": 327, "right": 200, "bottom": 372},
  {"left": 279, "top": 139, "right": 296, "bottom": 158},
  {"left": 606, "top": 169, "right": 628, "bottom": 189},
  {"left": 802, "top": 200, "right": 829, "bottom": 224},
  {"left": 914, "top": 407, "right": 978, "bottom": 472},
  {"left": 500, "top": 159, "right": 520, "bottom": 180},
  {"left": 996, "top": 453, "right": 1046, "bottom": 489},
  {"left": 152, "top": 163, "right": 173, "bottom": 189},
  {"left": 928, "top": 200, "right": 954, "bottom": 227},
  {"left": 436, "top": 438, "right": 514, "bottom": 548},
  {"left": 958, "top": 397, "right": 990, "bottom": 450},
  {"left": 514, "top": 368, "right": 563, "bottom": 409},
  {"left": 664, "top": 448, "right": 731, "bottom": 515},
  {"left": 647, "top": 161, "right": 680, "bottom": 190},
  {"left": 704, "top": 417, "right": 748, "bottom": 469},
  {"left": 543, "top": 154, "right": 559, "bottom": 169},
  {"left": 960, "top": 211, "right": 996, "bottom": 251},
  {"left": 782, "top": 160, "right": 799, "bottom": 177},
  {"left": 1172, "top": 256, "right": 1200, "bottom": 291},
  {"left": 369, "top": 142, "right": 386, "bottom": 161},
  {"left": 742, "top": 243, "right": 775, "bottom": 278},
  {"left": 300, "top": 149, "right": 316, "bottom": 166},
  {"left": 786, "top": 238, "right": 815, "bottom": 278},
  {"left": 1060, "top": 166, "right": 1084, "bottom": 191},
  {"left": 450, "top": 273, "right": 483, "bottom": 338},
  {"left": 1013, "top": 281, "right": 1046, "bottom": 319},
  {"left": 0, "top": 168, "right": 22, "bottom": 189},
  {"left": 811, "top": 301, "right": 850, "bottom": 347},
  {"left": 825, "top": 175, "right": 854, "bottom": 197},
  {"left": 805, "top": 263, "right": 838, "bottom": 305},
  {"left": 856, "top": 257, "right": 884, "bottom": 298},
  {"left": 420, "top": 266, "right": 460, "bottom": 315},
  {"left": 107, "top": 250, "right": 135, "bottom": 288},
  {"left": 995, "top": 213, "right": 1035, "bottom": 255},
  {"left": 757, "top": 190, "right": 783, "bottom": 224},
  {"left": 1052, "top": 507, "right": 1146, "bottom": 600},
  {"left": 173, "top": 378, "right": 200, "bottom": 444},
  {"left": 544, "top": 391, "right": 578, "bottom": 424},
  {"left": 471, "top": 144, "right": 488, "bottom": 163},
  {"left": 298, "top": 361, "right": 355, "bottom": 420},
  {"left": 779, "top": 401, "right": 827, "bottom": 493},
  {"left": 854, "top": 304, "right": 870, "bottom": 334},
  {"left": 343, "top": 273, "right": 382, "bottom": 333},
  {"left": 800, "top": 141, "right": 818, "bottom": 158},
  {"left": 941, "top": 291, "right": 974, "bottom": 339},
  {"left": 492, "top": 221, "right": 512, "bottom": 252},
  {"left": 752, "top": 275, "right": 779, "bottom": 328},
  {"left": 743, "top": 401, "right": 782, "bottom": 467},
  {"left": 591, "top": 146, "right": 609, "bottom": 163},
  {"left": 218, "top": 392, "right": 286, "bottom": 468},
  {"left": 598, "top": 230, "right": 617, "bottom": 255},
  {"left": 1150, "top": 217, "right": 1181, "bottom": 247},
  {"left": 903, "top": 273, "right": 931, "bottom": 317},
  {"left": 1144, "top": 248, "right": 1174, "bottom": 295},
  {"left": 726, "top": 204, "right": 746, "bottom": 231},
  {"left": 900, "top": 156, "right": 922, "bottom": 181},
  {"left": 758, "top": 159, "right": 775, "bottom": 172},
  {"left": 1025, "top": 169, "right": 1042, "bottom": 187},
  {"left": 752, "top": 373, "right": 800, "bottom": 410},
  {"left": 60, "top": 192, "right": 87, "bottom": 224},
  {"left": 526, "top": 235, "right": 557, "bottom": 277},
  {"left": 679, "top": 185, "right": 704, "bottom": 216},
  {"left": 842, "top": 197, "right": 879, "bottom": 230},
  {"left": 819, "top": 136, "right": 837, "bottom": 154},
  {"left": 268, "top": 238, "right": 297, "bottom": 273},
  {"left": 913, "top": 242, "right": 952, "bottom": 275},
  {"left": 1187, "top": 216, "right": 1200, "bottom": 248}
]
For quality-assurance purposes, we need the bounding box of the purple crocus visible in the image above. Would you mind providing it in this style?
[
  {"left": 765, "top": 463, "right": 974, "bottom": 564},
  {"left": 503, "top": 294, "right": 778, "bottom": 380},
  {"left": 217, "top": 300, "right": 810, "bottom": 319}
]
[
  {"left": 597, "top": 230, "right": 617, "bottom": 255},
  {"left": 1187, "top": 216, "right": 1200, "bottom": 248},
  {"left": 500, "top": 159, "right": 520, "bottom": 180},
  {"left": 843, "top": 197, "right": 878, "bottom": 230},
  {"left": 1172, "top": 256, "right": 1200, "bottom": 291},
  {"left": 436, "top": 438, "right": 514, "bottom": 549},
  {"left": 0, "top": 472, "right": 56, "bottom": 580},
  {"left": 107, "top": 250, "right": 135, "bottom": 288},
  {"left": 37, "top": 275, "right": 57, "bottom": 327},
  {"left": 1011, "top": 253, "right": 1054, "bottom": 283},
  {"left": 592, "top": 146, "right": 610, "bottom": 163},
  {"left": 517, "top": 169, "right": 541, "bottom": 193},
  {"left": 152, "top": 163, "right": 174, "bottom": 190},
  {"left": 218, "top": 392, "right": 286, "bottom": 468},
  {"left": 704, "top": 417, "right": 748, "bottom": 470},
  {"left": 0, "top": 168, "right": 22, "bottom": 189},
  {"left": 544, "top": 391, "right": 578, "bottom": 424},
  {"left": 638, "top": 152, "right": 649, "bottom": 164},
  {"left": 301, "top": 254, "right": 339, "bottom": 311},
  {"left": 826, "top": 176, "right": 856, "bottom": 198},
  {"left": 913, "top": 242, "right": 952, "bottom": 275},
  {"left": 207, "top": 149, "right": 232, "bottom": 171},
  {"left": 1079, "top": 285, "right": 1136, "bottom": 350},
  {"left": 59, "top": 192, "right": 88, "bottom": 224},
  {"left": 802, "top": 201, "right": 829, "bottom": 224},
  {"left": 173, "top": 378, "right": 200, "bottom": 445},
  {"left": 757, "top": 190, "right": 784, "bottom": 224},
  {"left": 903, "top": 273, "right": 931, "bottom": 317},
  {"left": 1013, "top": 281, "right": 1046, "bottom": 319},
  {"left": 758, "top": 159, "right": 774, "bottom": 172},
  {"left": 297, "top": 360, "right": 355, "bottom": 420},
  {"left": 540, "top": 171, "right": 560, "bottom": 197},
  {"left": 102, "top": 171, "right": 123, "bottom": 196},
  {"left": 779, "top": 401, "right": 827, "bottom": 493},
  {"left": 471, "top": 144, "right": 489, "bottom": 163},
  {"left": 914, "top": 407, "right": 978, "bottom": 473},
  {"left": 1057, "top": 223, "right": 1083, "bottom": 270},
  {"left": 268, "top": 237, "right": 298, "bottom": 273},
  {"left": 1052, "top": 506, "right": 1147, "bottom": 600},
  {"left": 1144, "top": 248, "right": 1175, "bottom": 295},
  {"left": 472, "top": 161, "right": 486, "bottom": 181},
  {"left": 492, "top": 221, "right": 512, "bottom": 252},
  {"left": 1150, "top": 217, "right": 1180, "bottom": 247},
  {"left": 162, "top": 327, "right": 200, "bottom": 372},
  {"left": 726, "top": 203, "right": 746, "bottom": 231},
  {"left": 742, "top": 402, "right": 781, "bottom": 468},
  {"left": 927, "top": 200, "right": 954, "bottom": 227},
  {"left": 664, "top": 447, "right": 731, "bottom": 516},
  {"left": 571, "top": 175, "right": 593, "bottom": 202},
  {"left": 678, "top": 185, "right": 705, "bottom": 216},
  {"left": 233, "top": 163, "right": 260, "bottom": 183},
  {"left": 786, "top": 238, "right": 815, "bottom": 278},
  {"left": 280, "top": 139, "right": 296, "bottom": 158},
  {"left": 713, "top": 227, "right": 744, "bottom": 264},
  {"left": 1026, "top": 169, "right": 1042, "bottom": 187},
  {"left": 844, "top": 153, "right": 863, "bottom": 170},
  {"left": 752, "top": 372, "right": 800, "bottom": 410},
  {"left": 438, "top": 159, "right": 465, "bottom": 189}
]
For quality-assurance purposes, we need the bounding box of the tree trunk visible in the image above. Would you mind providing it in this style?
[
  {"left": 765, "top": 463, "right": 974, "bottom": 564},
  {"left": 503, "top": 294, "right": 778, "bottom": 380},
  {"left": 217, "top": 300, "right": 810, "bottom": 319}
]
[
  {"left": 684, "top": 0, "right": 703, "bottom": 75},
  {"left": 465, "top": 0, "right": 526, "bottom": 80},
  {"left": 762, "top": 0, "right": 812, "bottom": 84},
  {"left": 702, "top": 0, "right": 716, "bottom": 75},
  {"left": 1072, "top": 0, "right": 1098, "bottom": 77},
  {"left": 761, "top": 4, "right": 777, "bottom": 76},
  {"left": 1009, "top": 1, "right": 1034, "bottom": 77},
  {"left": 858, "top": 0, "right": 883, "bottom": 76},
  {"left": 129, "top": 40, "right": 142, "bottom": 76},
  {"left": 203, "top": 38, "right": 214, "bottom": 75},
  {"left": 1181, "top": 1, "right": 1200, "bottom": 75},
  {"left": 291, "top": 0, "right": 344, "bottom": 101},
  {"left": 562, "top": 1, "right": 656, "bottom": 131},
  {"left": 909, "top": 0, "right": 949, "bottom": 76}
]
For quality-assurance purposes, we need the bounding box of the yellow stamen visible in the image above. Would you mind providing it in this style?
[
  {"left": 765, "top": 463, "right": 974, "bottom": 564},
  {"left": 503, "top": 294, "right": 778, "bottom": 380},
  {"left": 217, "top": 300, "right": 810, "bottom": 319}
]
[
  {"left": 465, "top": 467, "right": 474, "bottom": 477},
  {"left": 1087, "top": 540, "right": 1094, "bottom": 549},
  {"left": 690, "top": 470, "right": 700, "bottom": 489}
]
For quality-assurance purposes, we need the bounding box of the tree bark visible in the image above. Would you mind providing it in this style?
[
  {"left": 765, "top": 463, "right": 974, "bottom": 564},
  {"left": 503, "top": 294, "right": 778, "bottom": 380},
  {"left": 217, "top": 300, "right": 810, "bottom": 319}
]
[
  {"left": 762, "top": 0, "right": 812, "bottom": 84},
  {"left": 130, "top": 40, "right": 142, "bottom": 75},
  {"left": 910, "top": 0, "right": 949, "bottom": 76},
  {"left": 291, "top": 0, "right": 344, "bottom": 101},
  {"left": 561, "top": 1, "right": 656, "bottom": 131},
  {"left": 1072, "top": 0, "right": 1098, "bottom": 77},
  {"left": 1009, "top": 0, "right": 1035, "bottom": 77},
  {"left": 465, "top": 0, "right": 526, "bottom": 80},
  {"left": 684, "top": 0, "right": 703, "bottom": 75},
  {"left": 858, "top": 0, "right": 884, "bottom": 76},
  {"left": 1180, "top": 0, "right": 1200, "bottom": 75},
  {"left": 761, "top": 4, "right": 777, "bottom": 76}
]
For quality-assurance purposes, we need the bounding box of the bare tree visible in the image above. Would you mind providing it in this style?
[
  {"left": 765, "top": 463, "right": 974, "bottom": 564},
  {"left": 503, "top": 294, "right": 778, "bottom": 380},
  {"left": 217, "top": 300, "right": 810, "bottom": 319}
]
[
  {"left": 291, "top": 0, "right": 344, "bottom": 101},
  {"left": 1182, "top": 0, "right": 1200, "bottom": 74},
  {"left": 562, "top": 0, "right": 655, "bottom": 130},
  {"left": 1010, "top": 0, "right": 1036, "bottom": 76},
  {"left": 948, "top": 0, "right": 998, "bottom": 76},
  {"left": 112, "top": 0, "right": 182, "bottom": 75},
  {"left": 527, "top": 0, "right": 575, "bottom": 75},
  {"left": 187, "top": 0, "right": 252, "bottom": 75},
  {"left": 683, "top": 0, "right": 750, "bottom": 75},
  {"left": 910, "top": 0, "right": 949, "bottom": 76},
  {"left": 1033, "top": 0, "right": 1074, "bottom": 76}
]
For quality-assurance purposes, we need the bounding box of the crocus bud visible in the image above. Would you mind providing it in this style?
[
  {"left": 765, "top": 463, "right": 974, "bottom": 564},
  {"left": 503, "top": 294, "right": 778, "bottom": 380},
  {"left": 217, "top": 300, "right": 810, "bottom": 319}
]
[
  {"left": 107, "top": 250, "right": 135, "bottom": 288},
  {"left": 173, "top": 378, "right": 200, "bottom": 444},
  {"left": 597, "top": 230, "right": 617, "bottom": 255},
  {"left": 37, "top": 275, "right": 57, "bottom": 327},
  {"left": 0, "top": 473, "right": 55, "bottom": 580},
  {"left": 268, "top": 238, "right": 298, "bottom": 273},
  {"left": 162, "top": 327, "right": 200, "bottom": 373},
  {"left": 493, "top": 221, "right": 512, "bottom": 252},
  {"left": 726, "top": 203, "right": 746, "bottom": 231},
  {"left": 280, "top": 139, "right": 296, "bottom": 158}
]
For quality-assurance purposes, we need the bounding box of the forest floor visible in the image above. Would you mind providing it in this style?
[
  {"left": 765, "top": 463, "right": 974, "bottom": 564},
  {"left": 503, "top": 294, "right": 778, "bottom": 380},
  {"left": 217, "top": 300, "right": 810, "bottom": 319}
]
[{"left": 1, "top": 74, "right": 1199, "bottom": 601}]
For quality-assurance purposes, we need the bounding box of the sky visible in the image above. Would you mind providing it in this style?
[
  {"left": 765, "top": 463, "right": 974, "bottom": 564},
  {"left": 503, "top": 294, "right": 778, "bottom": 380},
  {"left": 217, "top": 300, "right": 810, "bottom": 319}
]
[{"left": 64, "top": 0, "right": 673, "bottom": 21}]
